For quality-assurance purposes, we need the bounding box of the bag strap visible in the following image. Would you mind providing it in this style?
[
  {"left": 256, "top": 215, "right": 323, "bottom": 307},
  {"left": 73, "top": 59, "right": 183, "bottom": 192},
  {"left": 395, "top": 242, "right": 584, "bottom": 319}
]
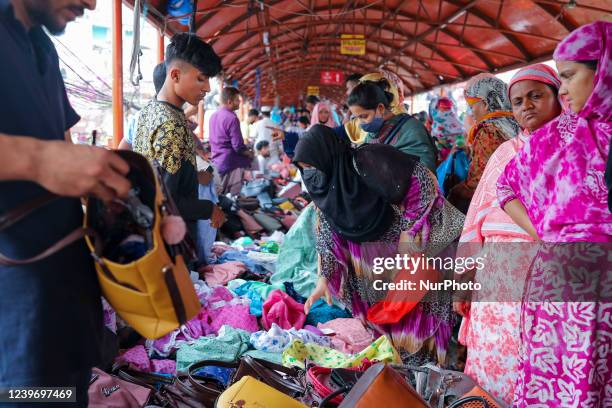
[
  {"left": 448, "top": 396, "right": 490, "bottom": 408},
  {"left": 318, "top": 386, "right": 352, "bottom": 407},
  {"left": 241, "top": 355, "right": 303, "bottom": 394},
  {"left": 0, "top": 193, "right": 95, "bottom": 267}
]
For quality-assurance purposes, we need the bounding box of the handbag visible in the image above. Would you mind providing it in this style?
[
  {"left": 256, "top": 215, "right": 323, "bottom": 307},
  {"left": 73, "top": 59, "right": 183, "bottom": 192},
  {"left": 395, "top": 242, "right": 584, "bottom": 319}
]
[
  {"left": 231, "top": 355, "right": 306, "bottom": 399},
  {"left": 307, "top": 366, "right": 365, "bottom": 405},
  {"left": 216, "top": 376, "right": 307, "bottom": 408},
  {"left": 236, "top": 209, "right": 264, "bottom": 235},
  {"left": 0, "top": 151, "right": 200, "bottom": 340},
  {"left": 89, "top": 367, "right": 152, "bottom": 408},
  {"left": 413, "top": 365, "right": 504, "bottom": 408},
  {"left": 84, "top": 151, "right": 201, "bottom": 339},
  {"left": 252, "top": 211, "right": 282, "bottom": 233},
  {"left": 116, "top": 361, "right": 237, "bottom": 408},
  {"left": 321, "top": 363, "right": 429, "bottom": 408}
]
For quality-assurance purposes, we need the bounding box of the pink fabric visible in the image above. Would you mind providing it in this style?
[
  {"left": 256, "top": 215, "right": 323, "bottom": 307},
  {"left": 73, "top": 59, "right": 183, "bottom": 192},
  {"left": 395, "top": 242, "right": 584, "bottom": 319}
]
[
  {"left": 309, "top": 102, "right": 339, "bottom": 129},
  {"left": 457, "top": 133, "right": 536, "bottom": 404},
  {"left": 497, "top": 21, "right": 612, "bottom": 242},
  {"left": 204, "top": 303, "right": 259, "bottom": 334},
  {"left": 116, "top": 345, "right": 176, "bottom": 374},
  {"left": 211, "top": 242, "right": 233, "bottom": 256},
  {"left": 262, "top": 289, "right": 306, "bottom": 330},
  {"left": 201, "top": 261, "right": 247, "bottom": 286},
  {"left": 317, "top": 318, "right": 374, "bottom": 354},
  {"left": 146, "top": 315, "right": 205, "bottom": 357},
  {"left": 201, "top": 286, "right": 259, "bottom": 334},
  {"left": 269, "top": 162, "right": 291, "bottom": 179}
]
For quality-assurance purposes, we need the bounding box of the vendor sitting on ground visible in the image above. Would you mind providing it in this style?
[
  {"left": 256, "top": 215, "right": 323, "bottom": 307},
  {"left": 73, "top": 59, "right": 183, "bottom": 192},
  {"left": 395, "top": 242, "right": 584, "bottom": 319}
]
[{"left": 255, "top": 140, "right": 272, "bottom": 175}]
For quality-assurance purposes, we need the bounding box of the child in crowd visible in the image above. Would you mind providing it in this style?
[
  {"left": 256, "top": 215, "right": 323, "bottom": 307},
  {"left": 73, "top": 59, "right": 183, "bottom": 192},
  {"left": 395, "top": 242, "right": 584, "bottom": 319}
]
[{"left": 255, "top": 140, "right": 272, "bottom": 175}]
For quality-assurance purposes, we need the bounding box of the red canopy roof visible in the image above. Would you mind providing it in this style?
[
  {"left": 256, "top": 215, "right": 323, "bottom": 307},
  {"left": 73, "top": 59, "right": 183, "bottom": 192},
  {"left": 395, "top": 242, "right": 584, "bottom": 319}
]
[{"left": 137, "top": 0, "right": 611, "bottom": 104}]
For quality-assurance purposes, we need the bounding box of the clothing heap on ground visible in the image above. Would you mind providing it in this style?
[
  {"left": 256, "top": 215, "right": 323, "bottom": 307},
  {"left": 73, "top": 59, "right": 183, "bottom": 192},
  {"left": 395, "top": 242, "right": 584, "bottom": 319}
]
[{"left": 107, "top": 22, "right": 611, "bottom": 408}]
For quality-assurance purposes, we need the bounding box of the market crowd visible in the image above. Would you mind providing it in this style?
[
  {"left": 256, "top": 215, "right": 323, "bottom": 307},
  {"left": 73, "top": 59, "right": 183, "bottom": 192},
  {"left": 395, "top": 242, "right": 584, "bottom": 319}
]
[{"left": 0, "top": 0, "right": 610, "bottom": 407}]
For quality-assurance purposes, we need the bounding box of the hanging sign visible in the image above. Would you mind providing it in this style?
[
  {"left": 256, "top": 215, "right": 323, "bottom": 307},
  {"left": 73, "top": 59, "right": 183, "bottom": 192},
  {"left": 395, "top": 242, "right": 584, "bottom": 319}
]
[
  {"left": 320, "top": 70, "right": 344, "bottom": 86},
  {"left": 307, "top": 86, "right": 320, "bottom": 96},
  {"left": 340, "top": 34, "right": 366, "bottom": 55}
]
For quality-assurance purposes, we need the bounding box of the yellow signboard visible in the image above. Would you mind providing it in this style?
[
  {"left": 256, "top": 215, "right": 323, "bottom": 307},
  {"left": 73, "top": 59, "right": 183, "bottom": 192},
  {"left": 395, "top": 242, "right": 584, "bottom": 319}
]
[
  {"left": 340, "top": 34, "right": 366, "bottom": 55},
  {"left": 307, "top": 86, "right": 320, "bottom": 96}
]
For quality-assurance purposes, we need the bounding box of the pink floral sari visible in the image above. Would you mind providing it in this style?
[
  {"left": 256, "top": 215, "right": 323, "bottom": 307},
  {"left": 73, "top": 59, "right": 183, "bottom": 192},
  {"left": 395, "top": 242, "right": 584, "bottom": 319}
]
[{"left": 496, "top": 21, "right": 612, "bottom": 407}]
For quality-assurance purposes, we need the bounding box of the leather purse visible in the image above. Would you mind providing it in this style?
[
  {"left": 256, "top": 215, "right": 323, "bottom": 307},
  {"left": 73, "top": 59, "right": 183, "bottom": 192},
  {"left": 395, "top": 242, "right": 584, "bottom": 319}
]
[
  {"left": 324, "top": 363, "right": 429, "bottom": 408},
  {"left": 252, "top": 211, "right": 283, "bottom": 233},
  {"left": 89, "top": 367, "right": 152, "bottom": 408},
  {"left": 115, "top": 361, "right": 239, "bottom": 408},
  {"left": 414, "top": 365, "right": 504, "bottom": 408},
  {"left": 216, "top": 376, "right": 307, "bottom": 408},
  {"left": 0, "top": 151, "right": 201, "bottom": 340},
  {"left": 307, "top": 366, "right": 365, "bottom": 405},
  {"left": 231, "top": 355, "right": 305, "bottom": 400}
]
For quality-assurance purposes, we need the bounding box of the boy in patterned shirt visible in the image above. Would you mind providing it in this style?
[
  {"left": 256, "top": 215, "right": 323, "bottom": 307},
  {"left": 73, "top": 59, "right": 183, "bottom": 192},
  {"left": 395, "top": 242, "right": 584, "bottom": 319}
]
[{"left": 132, "top": 33, "right": 225, "bottom": 248}]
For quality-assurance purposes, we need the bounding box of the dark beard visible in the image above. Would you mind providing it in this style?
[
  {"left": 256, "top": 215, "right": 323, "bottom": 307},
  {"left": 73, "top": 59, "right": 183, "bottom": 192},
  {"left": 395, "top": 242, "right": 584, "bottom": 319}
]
[{"left": 24, "top": 0, "right": 67, "bottom": 35}]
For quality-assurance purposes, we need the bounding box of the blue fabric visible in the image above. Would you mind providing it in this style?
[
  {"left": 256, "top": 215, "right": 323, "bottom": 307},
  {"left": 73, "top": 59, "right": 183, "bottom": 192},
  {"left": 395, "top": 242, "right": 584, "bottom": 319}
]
[
  {"left": 283, "top": 131, "right": 300, "bottom": 157},
  {"left": 436, "top": 149, "right": 470, "bottom": 195},
  {"left": 0, "top": 1, "right": 103, "bottom": 385},
  {"left": 236, "top": 288, "right": 264, "bottom": 316},
  {"left": 241, "top": 179, "right": 270, "bottom": 197},
  {"left": 284, "top": 282, "right": 307, "bottom": 304},
  {"left": 218, "top": 250, "right": 267, "bottom": 275},
  {"left": 197, "top": 180, "right": 218, "bottom": 264},
  {"left": 126, "top": 115, "right": 137, "bottom": 145},
  {"left": 256, "top": 192, "right": 273, "bottom": 209},
  {"left": 193, "top": 366, "right": 236, "bottom": 387},
  {"left": 304, "top": 299, "right": 351, "bottom": 326}
]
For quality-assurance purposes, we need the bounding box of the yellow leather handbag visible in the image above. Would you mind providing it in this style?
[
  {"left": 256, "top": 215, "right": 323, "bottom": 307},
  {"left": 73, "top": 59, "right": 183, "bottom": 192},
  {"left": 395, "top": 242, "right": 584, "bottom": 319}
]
[
  {"left": 84, "top": 151, "right": 200, "bottom": 339},
  {"left": 216, "top": 376, "right": 307, "bottom": 408}
]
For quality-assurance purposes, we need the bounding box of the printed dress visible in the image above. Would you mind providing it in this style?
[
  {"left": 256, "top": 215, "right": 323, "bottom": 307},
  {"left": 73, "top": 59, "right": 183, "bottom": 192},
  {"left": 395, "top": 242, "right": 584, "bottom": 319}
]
[{"left": 315, "top": 163, "right": 465, "bottom": 366}]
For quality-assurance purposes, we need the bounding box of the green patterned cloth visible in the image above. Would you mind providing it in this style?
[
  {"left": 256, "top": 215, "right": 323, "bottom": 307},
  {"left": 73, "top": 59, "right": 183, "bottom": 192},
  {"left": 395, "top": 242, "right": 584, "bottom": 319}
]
[
  {"left": 281, "top": 335, "right": 400, "bottom": 369},
  {"left": 269, "top": 204, "right": 319, "bottom": 298},
  {"left": 176, "top": 326, "right": 250, "bottom": 372}
]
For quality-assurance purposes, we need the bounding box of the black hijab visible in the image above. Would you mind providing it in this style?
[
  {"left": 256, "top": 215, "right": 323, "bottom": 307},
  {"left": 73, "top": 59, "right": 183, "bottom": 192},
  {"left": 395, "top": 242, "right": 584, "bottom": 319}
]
[{"left": 294, "top": 125, "right": 418, "bottom": 243}]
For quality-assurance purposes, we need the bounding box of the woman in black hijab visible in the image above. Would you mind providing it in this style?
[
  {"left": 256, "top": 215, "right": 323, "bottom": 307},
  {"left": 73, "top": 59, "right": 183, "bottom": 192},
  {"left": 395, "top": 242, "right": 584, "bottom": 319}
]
[{"left": 296, "top": 125, "right": 465, "bottom": 366}]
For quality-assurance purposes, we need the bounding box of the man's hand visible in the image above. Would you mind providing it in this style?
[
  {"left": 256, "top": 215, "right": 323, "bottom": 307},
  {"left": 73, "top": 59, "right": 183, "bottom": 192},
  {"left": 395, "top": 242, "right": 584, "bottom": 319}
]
[
  {"left": 241, "top": 148, "right": 255, "bottom": 160},
  {"left": 210, "top": 205, "right": 226, "bottom": 228},
  {"left": 268, "top": 127, "right": 285, "bottom": 142},
  {"left": 35, "top": 141, "right": 131, "bottom": 202}
]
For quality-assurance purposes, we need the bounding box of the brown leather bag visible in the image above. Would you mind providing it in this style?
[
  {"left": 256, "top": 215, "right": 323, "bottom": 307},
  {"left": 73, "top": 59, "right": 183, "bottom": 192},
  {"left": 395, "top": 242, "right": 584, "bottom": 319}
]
[
  {"left": 232, "top": 355, "right": 306, "bottom": 399},
  {"left": 335, "top": 363, "right": 429, "bottom": 408}
]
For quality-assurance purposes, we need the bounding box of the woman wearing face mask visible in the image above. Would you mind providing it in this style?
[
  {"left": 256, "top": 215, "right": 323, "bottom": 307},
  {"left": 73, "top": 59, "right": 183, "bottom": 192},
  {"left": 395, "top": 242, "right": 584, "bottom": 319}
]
[
  {"left": 297, "top": 125, "right": 465, "bottom": 366},
  {"left": 448, "top": 75, "right": 520, "bottom": 212},
  {"left": 497, "top": 21, "right": 611, "bottom": 407},
  {"left": 455, "top": 64, "right": 562, "bottom": 405},
  {"left": 309, "top": 101, "right": 339, "bottom": 129},
  {"left": 347, "top": 80, "right": 438, "bottom": 171}
]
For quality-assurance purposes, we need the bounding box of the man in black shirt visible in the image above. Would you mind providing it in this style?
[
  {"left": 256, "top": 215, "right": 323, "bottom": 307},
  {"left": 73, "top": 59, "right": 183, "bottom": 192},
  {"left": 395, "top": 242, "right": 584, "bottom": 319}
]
[{"left": 0, "top": 1, "right": 131, "bottom": 406}]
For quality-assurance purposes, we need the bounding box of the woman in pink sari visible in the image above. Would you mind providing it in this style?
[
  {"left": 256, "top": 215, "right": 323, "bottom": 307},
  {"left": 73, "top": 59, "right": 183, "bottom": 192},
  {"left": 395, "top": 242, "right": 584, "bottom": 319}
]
[
  {"left": 457, "top": 64, "right": 562, "bottom": 404},
  {"left": 497, "top": 21, "right": 612, "bottom": 407}
]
